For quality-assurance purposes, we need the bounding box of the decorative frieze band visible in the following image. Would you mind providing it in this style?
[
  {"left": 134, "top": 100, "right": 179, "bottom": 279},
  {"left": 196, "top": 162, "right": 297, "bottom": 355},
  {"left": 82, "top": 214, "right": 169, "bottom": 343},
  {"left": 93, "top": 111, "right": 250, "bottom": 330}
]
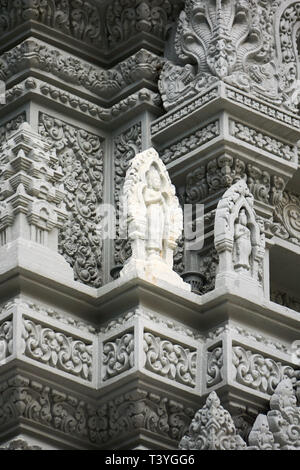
[
  {"left": 230, "top": 121, "right": 297, "bottom": 161},
  {"left": 0, "top": 40, "right": 163, "bottom": 101},
  {"left": 1, "top": 78, "right": 161, "bottom": 126},
  {"left": 0, "top": 0, "right": 103, "bottom": 46},
  {"left": 0, "top": 373, "right": 195, "bottom": 448},
  {"left": 151, "top": 86, "right": 219, "bottom": 136},
  {"left": 160, "top": 121, "right": 220, "bottom": 165}
]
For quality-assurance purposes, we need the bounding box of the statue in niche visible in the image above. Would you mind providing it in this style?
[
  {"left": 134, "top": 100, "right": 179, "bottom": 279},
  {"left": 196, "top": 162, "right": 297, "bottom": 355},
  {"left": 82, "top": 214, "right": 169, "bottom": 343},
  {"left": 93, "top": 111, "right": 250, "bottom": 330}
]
[
  {"left": 214, "top": 179, "right": 265, "bottom": 293},
  {"left": 144, "top": 164, "right": 166, "bottom": 261},
  {"left": 233, "top": 208, "right": 252, "bottom": 271},
  {"left": 120, "top": 148, "right": 190, "bottom": 291}
]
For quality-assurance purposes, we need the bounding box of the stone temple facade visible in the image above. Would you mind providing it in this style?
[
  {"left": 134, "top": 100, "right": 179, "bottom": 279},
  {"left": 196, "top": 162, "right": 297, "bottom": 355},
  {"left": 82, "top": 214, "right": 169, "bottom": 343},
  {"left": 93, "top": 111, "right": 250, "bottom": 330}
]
[{"left": 0, "top": 0, "right": 300, "bottom": 451}]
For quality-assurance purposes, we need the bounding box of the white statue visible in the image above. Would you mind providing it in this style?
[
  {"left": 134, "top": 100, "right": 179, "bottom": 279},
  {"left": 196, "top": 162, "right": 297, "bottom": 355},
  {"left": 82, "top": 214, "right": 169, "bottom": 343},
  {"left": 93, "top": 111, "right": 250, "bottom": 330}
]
[
  {"left": 119, "top": 148, "right": 190, "bottom": 291},
  {"left": 233, "top": 208, "right": 252, "bottom": 271}
]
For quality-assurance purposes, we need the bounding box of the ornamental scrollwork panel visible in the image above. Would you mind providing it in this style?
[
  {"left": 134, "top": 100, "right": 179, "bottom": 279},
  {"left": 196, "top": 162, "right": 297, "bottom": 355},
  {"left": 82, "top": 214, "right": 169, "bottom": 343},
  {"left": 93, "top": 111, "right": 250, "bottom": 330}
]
[
  {"left": 207, "top": 346, "right": 223, "bottom": 388},
  {"left": 143, "top": 331, "right": 197, "bottom": 388},
  {"left": 21, "top": 318, "right": 93, "bottom": 381},
  {"left": 0, "top": 319, "right": 13, "bottom": 361},
  {"left": 113, "top": 123, "right": 142, "bottom": 267},
  {"left": 232, "top": 346, "right": 294, "bottom": 395},
  {"left": 39, "top": 113, "right": 104, "bottom": 287},
  {"left": 102, "top": 331, "right": 135, "bottom": 381},
  {"left": 266, "top": 191, "right": 300, "bottom": 246}
]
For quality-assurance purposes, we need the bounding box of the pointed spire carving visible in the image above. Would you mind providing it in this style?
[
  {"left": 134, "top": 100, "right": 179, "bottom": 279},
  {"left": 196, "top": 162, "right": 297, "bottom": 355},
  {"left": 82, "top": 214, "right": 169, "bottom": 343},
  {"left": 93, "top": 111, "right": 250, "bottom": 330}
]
[
  {"left": 0, "top": 123, "right": 67, "bottom": 250},
  {"left": 179, "top": 391, "right": 247, "bottom": 450}
]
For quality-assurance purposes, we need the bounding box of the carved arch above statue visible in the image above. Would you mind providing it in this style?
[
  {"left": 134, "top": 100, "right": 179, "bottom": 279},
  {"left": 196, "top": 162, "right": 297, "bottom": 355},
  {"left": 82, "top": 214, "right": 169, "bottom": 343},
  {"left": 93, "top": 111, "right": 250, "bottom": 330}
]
[
  {"left": 214, "top": 179, "right": 265, "bottom": 289},
  {"left": 120, "top": 148, "right": 190, "bottom": 290}
]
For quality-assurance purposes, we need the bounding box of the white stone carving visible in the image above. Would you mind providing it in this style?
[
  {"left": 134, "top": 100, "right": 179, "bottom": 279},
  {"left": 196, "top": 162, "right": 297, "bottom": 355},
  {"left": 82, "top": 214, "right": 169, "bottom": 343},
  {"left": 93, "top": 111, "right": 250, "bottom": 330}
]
[
  {"left": 214, "top": 179, "right": 265, "bottom": 293},
  {"left": 143, "top": 332, "right": 196, "bottom": 387},
  {"left": 103, "top": 332, "right": 134, "bottom": 381},
  {"left": 119, "top": 148, "right": 190, "bottom": 290},
  {"left": 248, "top": 379, "right": 300, "bottom": 450},
  {"left": 179, "top": 391, "right": 247, "bottom": 450}
]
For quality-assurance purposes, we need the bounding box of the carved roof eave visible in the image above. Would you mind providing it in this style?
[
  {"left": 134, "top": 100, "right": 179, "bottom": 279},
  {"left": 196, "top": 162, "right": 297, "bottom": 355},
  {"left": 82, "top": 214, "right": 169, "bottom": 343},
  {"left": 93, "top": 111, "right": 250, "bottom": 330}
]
[{"left": 0, "top": 79, "right": 163, "bottom": 133}]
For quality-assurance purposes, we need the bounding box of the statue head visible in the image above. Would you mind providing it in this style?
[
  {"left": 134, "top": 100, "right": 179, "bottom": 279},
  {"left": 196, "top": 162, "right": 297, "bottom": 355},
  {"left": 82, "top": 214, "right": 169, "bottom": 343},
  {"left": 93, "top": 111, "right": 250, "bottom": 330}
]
[
  {"left": 238, "top": 208, "right": 248, "bottom": 226},
  {"left": 147, "top": 165, "right": 162, "bottom": 191}
]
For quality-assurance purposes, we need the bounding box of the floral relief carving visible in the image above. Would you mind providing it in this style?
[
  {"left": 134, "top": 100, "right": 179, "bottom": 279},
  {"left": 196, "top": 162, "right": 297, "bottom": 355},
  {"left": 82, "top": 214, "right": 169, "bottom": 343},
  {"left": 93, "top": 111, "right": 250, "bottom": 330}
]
[
  {"left": 103, "top": 332, "right": 135, "bottom": 381},
  {"left": 271, "top": 290, "right": 300, "bottom": 314},
  {"left": 0, "top": 374, "right": 194, "bottom": 446},
  {"left": 185, "top": 156, "right": 286, "bottom": 207},
  {"left": 232, "top": 346, "right": 294, "bottom": 395},
  {"left": 105, "top": 0, "right": 183, "bottom": 48},
  {"left": 113, "top": 123, "right": 142, "bottom": 267},
  {"left": 39, "top": 113, "right": 103, "bottom": 287},
  {"left": 151, "top": 86, "right": 219, "bottom": 136},
  {"left": 100, "top": 308, "right": 203, "bottom": 341},
  {"left": 198, "top": 248, "right": 219, "bottom": 295},
  {"left": 161, "top": 121, "right": 220, "bottom": 165},
  {"left": 143, "top": 332, "right": 197, "bottom": 387},
  {"left": 207, "top": 347, "right": 223, "bottom": 387},
  {"left": 22, "top": 318, "right": 93, "bottom": 381},
  {"left": 0, "top": 0, "right": 103, "bottom": 46},
  {"left": 0, "top": 113, "right": 26, "bottom": 147},
  {"left": 1, "top": 77, "right": 161, "bottom": 127},
  {"left": 248, "top": 379, "right": 300, "bottom": 450},
  {"left": 0, "top": 439, "right": 42, "bottom": 450},
  {"left": 0, "top": 319, "right": 13, "bottom": 361},
  {"left": 0, "top": 40, "right": 163, "bottom": 101},
  {"left": 230, "top": 121, "right": 296, "bottom": 162},
  {"left": 179, "top": 391, "right": 247, "bottom": 450},
  {"left": 267, "top": 191, "right": 300, "bottom": 246},
  {"left": 185, "top": 157, "right": 246, "bottom": 203}
]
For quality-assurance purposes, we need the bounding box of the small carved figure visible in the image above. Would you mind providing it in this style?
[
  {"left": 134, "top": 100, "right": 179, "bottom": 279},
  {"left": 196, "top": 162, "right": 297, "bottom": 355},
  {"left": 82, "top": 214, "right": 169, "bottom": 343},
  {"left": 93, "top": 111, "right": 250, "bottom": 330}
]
[
  {"left": 144, "top": 165, "right": 166, "bottom": 259},
  {"left": 233, "top": 208, "right": 252, "bottom": 271}
]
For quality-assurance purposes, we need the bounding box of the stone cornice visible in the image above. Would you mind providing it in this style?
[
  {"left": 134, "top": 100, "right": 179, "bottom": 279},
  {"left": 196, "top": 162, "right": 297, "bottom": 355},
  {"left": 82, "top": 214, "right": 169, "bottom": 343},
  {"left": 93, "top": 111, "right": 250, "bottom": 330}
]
[
  {"left": 0, "top": 0, "right": 184, "bottom": 65},
  {"left": 0, "top": 78, "right": 162, "bottom": 130},
  {"left": 0, "top": 39, "right": 164, "bottom": 106}
]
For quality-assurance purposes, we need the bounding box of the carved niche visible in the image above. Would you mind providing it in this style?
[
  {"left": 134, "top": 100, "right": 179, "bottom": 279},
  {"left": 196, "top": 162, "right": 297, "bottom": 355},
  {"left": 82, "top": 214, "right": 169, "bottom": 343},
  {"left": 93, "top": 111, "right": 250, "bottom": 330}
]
[
  {"left": 39, "top": 113, "right": 104, "bottom": 288},
  {"left": 214, "top": 179, "right": 265, "bottom": 288},
  {"left": 119, "top": 148, "right": 190, "bottom": 290},
  {"left": 159, "top": 0, "right": 300, "bottom": 113}
]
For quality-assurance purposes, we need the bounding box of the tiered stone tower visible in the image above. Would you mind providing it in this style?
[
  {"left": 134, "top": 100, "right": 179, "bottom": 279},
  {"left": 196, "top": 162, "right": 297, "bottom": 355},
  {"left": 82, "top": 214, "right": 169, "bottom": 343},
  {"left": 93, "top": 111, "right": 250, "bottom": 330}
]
[{"left": 0, "top": 0, "right": 299, "bottom": 450}]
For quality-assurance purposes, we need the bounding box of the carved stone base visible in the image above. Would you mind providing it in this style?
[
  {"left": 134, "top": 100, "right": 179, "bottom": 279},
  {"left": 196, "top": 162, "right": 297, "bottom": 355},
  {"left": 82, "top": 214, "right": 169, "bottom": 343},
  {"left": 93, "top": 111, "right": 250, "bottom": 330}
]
[{"left": 120, "top": 259, "right": 191, "bottom": 291}]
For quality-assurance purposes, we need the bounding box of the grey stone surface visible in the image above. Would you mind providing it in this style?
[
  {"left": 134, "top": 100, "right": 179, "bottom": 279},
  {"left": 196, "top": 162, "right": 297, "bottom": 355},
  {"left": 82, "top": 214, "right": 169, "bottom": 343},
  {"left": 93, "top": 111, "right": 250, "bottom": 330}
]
[{"left": 0, "top": 0, "right": 299, "bottom": 450}]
